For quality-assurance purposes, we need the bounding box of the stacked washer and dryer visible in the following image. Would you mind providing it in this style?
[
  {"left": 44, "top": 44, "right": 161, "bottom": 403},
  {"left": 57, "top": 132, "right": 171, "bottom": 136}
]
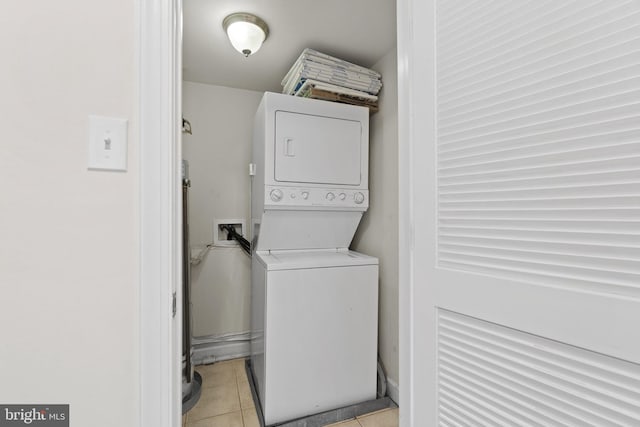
[{"left": 250, "top": 92, "right": 379, "bottom": 425}]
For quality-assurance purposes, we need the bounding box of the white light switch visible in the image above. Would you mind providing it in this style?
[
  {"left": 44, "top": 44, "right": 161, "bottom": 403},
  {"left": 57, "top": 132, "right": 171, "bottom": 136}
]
[{"left": 88, "top": 115, "right": 128, "bottom": 171}]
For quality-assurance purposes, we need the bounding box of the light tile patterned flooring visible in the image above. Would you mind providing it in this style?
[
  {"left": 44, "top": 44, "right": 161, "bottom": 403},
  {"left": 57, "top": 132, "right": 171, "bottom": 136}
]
[
  {"left": 182, "top": 358, "right": 399, "bottom": 427},
  {"left": 324, "top": 408, "right": 399, "bottom": 427}
]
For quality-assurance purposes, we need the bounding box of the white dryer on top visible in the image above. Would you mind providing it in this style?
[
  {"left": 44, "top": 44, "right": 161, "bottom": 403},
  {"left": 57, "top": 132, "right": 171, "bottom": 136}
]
[{"left": 250, "top": 92, "right": 370, "bottom": 251}]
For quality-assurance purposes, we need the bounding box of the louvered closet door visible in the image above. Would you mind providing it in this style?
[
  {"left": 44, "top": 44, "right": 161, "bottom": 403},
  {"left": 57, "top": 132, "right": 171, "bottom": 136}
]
[{"left": 408, "top": 1, "right": 640, "bottom": 425}]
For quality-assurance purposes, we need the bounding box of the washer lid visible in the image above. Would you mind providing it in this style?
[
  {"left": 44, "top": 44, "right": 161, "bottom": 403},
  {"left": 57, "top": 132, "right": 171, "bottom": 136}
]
[{"left": 255, "top": 249, "right": 378, "bottom": 271}]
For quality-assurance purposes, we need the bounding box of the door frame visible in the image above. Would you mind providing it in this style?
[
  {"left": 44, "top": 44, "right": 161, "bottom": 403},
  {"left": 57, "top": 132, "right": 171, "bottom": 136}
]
[
  {"left": 139, "top": 0, "right": 417, "bottom": 425},
  {"left": 397, "top": 0, "right": 432, "bottom": 426},
  {"left": 397, "top": 0, "right": 413, "bottom": 423},
  {"left": 139, "top": 0, "right": 183, "bottom": 426}
]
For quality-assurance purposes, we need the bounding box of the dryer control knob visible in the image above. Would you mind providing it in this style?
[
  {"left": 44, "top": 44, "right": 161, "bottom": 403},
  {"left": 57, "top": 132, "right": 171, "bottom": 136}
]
[
  {"left": 270, "top": 189, "right": 283, "bottom": 202},
  {"left": 301, "top": 191, "right": 309, "bottom": 200},
  {"left": 339, "top": 193, "right": 347, "bottom": 200},
  {"left": 354, "top": 192, "right": 365, "bottom": 204},
  {"left": 326, "top": 192, "right": 335, "bottom": 201}
]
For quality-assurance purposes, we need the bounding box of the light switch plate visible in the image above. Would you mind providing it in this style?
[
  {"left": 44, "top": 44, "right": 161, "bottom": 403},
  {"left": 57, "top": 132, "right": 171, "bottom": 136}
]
[{"left": 88, "top": 115, "right": 128, "bottom": 171}]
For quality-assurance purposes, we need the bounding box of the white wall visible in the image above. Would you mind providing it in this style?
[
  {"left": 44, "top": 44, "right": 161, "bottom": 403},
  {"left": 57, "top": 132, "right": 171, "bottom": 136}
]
[
  {"left": 352, "top": 48, "right": 400, "bottom": 398},
  {"left": 0, "top": 1, "right": 139, "bottom": 426},
  {"left": 182, "top": 82, "right": 263, "bottom": 338}
]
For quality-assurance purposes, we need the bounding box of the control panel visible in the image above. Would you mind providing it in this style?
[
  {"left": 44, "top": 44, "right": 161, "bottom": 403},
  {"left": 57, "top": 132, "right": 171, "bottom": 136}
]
[{"left": 264, "top": 186, "right": 369, "bottom": 210}]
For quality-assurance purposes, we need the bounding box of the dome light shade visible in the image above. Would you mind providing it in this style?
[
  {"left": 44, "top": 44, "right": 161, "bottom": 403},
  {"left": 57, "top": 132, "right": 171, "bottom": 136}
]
[{"left": 223, "top": 13, "right": 269, "bottom": 57}]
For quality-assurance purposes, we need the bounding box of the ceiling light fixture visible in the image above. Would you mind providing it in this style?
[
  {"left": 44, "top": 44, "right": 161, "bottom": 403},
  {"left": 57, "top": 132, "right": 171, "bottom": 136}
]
[{"left": 222, "top": 13, "right": 269, "bottom": 57}]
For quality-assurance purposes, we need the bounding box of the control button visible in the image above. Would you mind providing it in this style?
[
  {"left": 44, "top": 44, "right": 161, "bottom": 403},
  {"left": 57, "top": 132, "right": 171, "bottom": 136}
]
[
  {"left": 326, "top": 192, "right": 335, "bottom": 201},
  {"left": 354, "top": 192, "right": 365, "bottom": 204},
  {"left": 301, "top": 191, "right": 309, "bottom": 200},
  {"left": 270, "top": 189, "right": 283, "bottom": 202},
  {"left": 290, "top": 193, "right": 296, "bottom": 199},
  {"left": 339, "top": 193, "right": 347, "bottom": 200}
]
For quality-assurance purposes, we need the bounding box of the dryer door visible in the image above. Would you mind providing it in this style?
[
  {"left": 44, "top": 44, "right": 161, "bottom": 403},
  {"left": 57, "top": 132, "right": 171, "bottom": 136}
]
[{"left": 274, "top": 111, "right": 362, "bottom": 186}]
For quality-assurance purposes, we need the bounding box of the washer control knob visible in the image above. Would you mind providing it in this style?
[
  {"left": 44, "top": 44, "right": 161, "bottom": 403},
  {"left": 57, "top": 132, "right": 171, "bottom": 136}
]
[
  {"left": 270, "top": 189, "right": 283, "bottom": 202},
  {"left": 301, "top": 191, "right": 309, "bottom": 200},
  {"left": 339, "top": 193, "right": 347, "bottom": 200},
  {"left": 354, "top": 192, "right": 365, "bottom": 204},
  {"left": 326, "top": 192, "right": 335, "bottom": 201}
]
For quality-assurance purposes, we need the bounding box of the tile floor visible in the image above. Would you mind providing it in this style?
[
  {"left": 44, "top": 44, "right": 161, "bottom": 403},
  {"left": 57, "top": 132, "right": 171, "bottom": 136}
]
[{"left": 182, "top": 358, "right": 398, "bottom": 427}]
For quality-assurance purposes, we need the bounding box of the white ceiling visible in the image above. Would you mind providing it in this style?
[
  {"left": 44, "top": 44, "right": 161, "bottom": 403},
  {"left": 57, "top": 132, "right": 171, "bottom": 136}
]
[{"left": 183, "top": 0, "right": 397, "bottom": 93}]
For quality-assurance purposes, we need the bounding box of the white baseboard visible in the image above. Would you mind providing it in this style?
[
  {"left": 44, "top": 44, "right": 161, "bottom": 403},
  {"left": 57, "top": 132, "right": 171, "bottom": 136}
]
[
  {"left": 386, "top": 377, "right": 399, "bottom": 406},
  {"left": 192, "top": 340, "right": 250, "bottom": 366}
]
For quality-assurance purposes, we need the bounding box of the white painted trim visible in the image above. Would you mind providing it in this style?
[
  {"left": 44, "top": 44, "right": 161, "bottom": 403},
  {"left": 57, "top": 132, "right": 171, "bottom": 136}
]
[
  {"left": 192, "top": 340, "right": 250, "bottom": 366},
  {"left": 139, "top": 0, "right": 182, "bottom": 426},
  {"left": 397, "top": 0, "right": 414, "bottom": 425},
  {"left": 386, "top": 377, "right": 400, "bottom": 407},
  {"left": 191, "top": 331, "right": 251, "bottom": 365}
]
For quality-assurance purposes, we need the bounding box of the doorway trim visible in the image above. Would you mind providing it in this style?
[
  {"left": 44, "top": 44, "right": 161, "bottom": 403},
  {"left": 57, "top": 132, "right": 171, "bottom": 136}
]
[
  {"left": 397, "top": 0, "right": 416, "bottom": 425},
  {"left": 139, "top": 0, "right": 183, "bottom": 426},
  {"left": 139, "top": 0, "right": 414, "bottom": 425}
]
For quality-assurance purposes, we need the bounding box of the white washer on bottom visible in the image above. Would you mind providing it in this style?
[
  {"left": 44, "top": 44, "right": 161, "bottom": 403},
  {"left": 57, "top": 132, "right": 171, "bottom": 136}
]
[{"left": 250, "top": 249, "right": 379, "bottom": 426}]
